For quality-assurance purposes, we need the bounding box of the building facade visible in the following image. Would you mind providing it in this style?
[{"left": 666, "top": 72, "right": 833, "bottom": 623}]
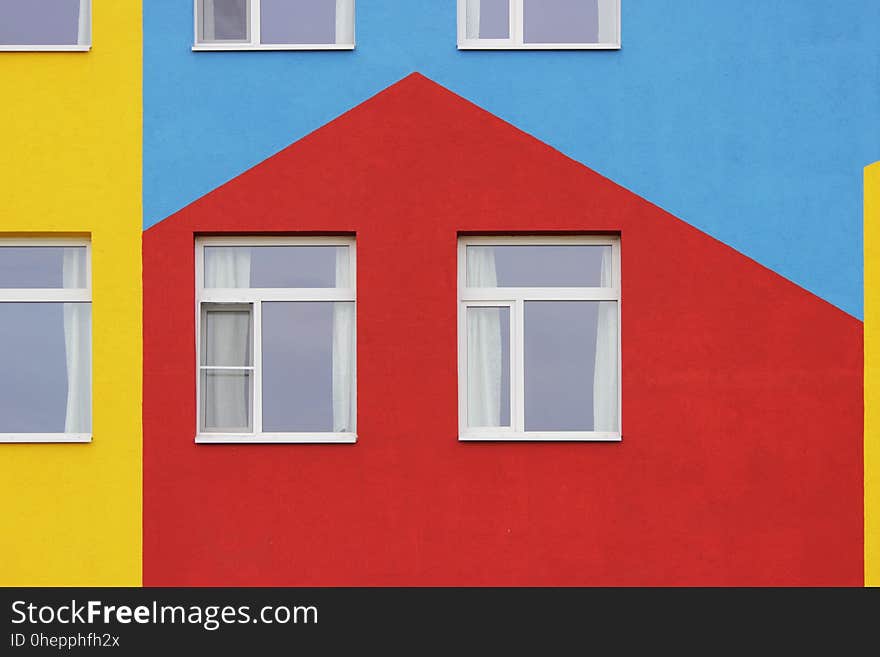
[{"left": 1, "top": 1, "right": 878, "bottom": 585}]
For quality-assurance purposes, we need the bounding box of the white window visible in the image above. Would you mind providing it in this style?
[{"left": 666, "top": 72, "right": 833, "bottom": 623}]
[
  {"left": 0, "top": 238, "right": 92, "bottom": 442},
  {"left": 457, "top": 0, "right": 620, "bottom": 50},
  {"left": 458, "top": 236, "right": 620, "bottom": 441},
  {"left": 195, "top": 237, "right": 356, "bottom": 443},
  {"left": 0, "top": 0, "right": 91, "bottom": 51},
  {"left": 194, "top": 0, "right": 355, "bottom": 50}
]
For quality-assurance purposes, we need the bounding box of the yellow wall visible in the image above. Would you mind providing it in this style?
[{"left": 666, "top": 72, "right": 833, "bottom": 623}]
[
  {"left": 868, "top": 162, "right": 880, "bottom": 587},
  {"left": 0, "top": 2, "right": 141, "bottom": 585}
]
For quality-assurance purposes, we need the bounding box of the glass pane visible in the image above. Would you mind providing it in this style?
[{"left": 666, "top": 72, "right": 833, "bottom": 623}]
[
  {"left": 203, "top": 245, "right": 351, "bottom": 288},
  {"left": 262, "top": 301, "right": 355, "bottom": 433},
  {"left": 201, "top": 370, "right": 253, "bottom": 432},
  {"left": 201, "top": 305, "right": 252, "bottom": 366},
  {"left": 0, "top": 246, "right": 87, "bottom": 288},
  {"left": 467, "top": 306, "right": 511, "bottom": 428},
  {"left": 465, "top": 0, "right": 509, "bottom": 40},
  {"left": 0, "top": 0, "right": 82, "bottom": 46},
  {"left": 523, "top": 0, "right": 600, "bottom": 44},
  {"left": 466, "top": 244, "right": 612, "bottom": 287},
  {"left": 200, "top": 0, "right": 249, "bottom": 42},
  {"left": 261, "top": 0, "right": 336, "bottom": 45},
  {"left": 0, "top": 302, "right": 91, "bottom": 433},
  {"left": 524, "top": 301, "right": 618, "bottom": 432}
]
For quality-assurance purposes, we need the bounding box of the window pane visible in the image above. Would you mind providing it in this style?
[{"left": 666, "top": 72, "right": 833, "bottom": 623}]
[
  {"left": 0, "top": 246, "right": 87, "bottom": 288},
  {"left": 200, "top": 0, "right": 249, "bottom": 42},
  {"left": 465, "top": 0, "right": 509, "bottom": 40},
  {"left": 262, "top": 301, "right": 355, "bottom": 433},
  {"left": 524, "top": 301, "right": 617, "bottom": 432},
  {"left": 201, "top": 370, "right": 253, "bottom": 432},
  {"left": 467, "top": 306, "right": 511, "bottom": 428},
  {"left": 201, "top": 305, "right": 252, "bottom": 367},
  {"left": 261, "top": 0, "right": 342, "bottom": 45},
  {"left": 203, "top": 245, "right": 351, "bottom": 288},
  {"left": 466, "top": 244, "right": 612, "bottom": 287},
  {"left": 523, "top": 0, "right": 599, "bottom": 44},
  {"left": 0, "top": 302, "right": 91, "bottom": 433},
  {"left": 0, "top": 0, "right": 82, "bottom": 46}
]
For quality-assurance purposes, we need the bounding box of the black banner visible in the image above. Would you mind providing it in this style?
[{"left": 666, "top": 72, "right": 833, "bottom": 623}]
[{"left": 0, "top": 588, "right": 875, "bottom": 652}]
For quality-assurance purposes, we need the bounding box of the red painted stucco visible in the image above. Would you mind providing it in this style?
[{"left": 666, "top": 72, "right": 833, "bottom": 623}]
[{"left": 143, "top": 74, "right": 863, "bottom": 585}]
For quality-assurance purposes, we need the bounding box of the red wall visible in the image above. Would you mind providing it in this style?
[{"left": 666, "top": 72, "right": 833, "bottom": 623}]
[{"left": 143, "top": 75, "right": 863, "bottom": 585}]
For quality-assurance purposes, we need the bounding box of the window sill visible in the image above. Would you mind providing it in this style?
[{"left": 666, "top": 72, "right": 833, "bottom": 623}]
[
  {"left": 457, "top": 43, "right": 620, "bottom": 50},
  {"left": 0, "top": 45, "right": 91, "bottom": 52},
  {"left": 196, "top": 433, "right": 357, "bottom": 444},
  {"left": 192, "top": 43, "right": 355, "bottom": 52},
  {"left": 459, "top": 432, "right": 620, "bottom": 442},
  {"left": 0, "top": 433, "right": 91, "bottom": 443}
]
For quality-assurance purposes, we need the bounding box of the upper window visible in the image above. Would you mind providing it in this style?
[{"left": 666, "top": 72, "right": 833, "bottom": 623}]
[
  {"left": 0, "top": 0, "right": 91, "bottom": 51},
  {"left": 458, "top": 0, "right": 620, "bottom": 50},
  {"left": 194, "top": 0, "right": 355, "bottom": 50},
  {"left": 458, "top": 236, "right": 620, "bottom": 441},
  {"left": 195, "top": 237, "right": 356, "bottom": 443},
  {"left": 0, "top": 239, "right": 92, "bottom": 442}
]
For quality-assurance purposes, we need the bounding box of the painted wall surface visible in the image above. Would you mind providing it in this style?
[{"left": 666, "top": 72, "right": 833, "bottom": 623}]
[
  {"left": 0, "top": 2, "right": 142, "bottom": 585},
  {"left": 144, "top": 77, "right": 863, "bottom": 585},
  {"left": 867, "top": 162, "right": 880, "bottom": 587},
  {"left": 144, "top": 0, "right": 880, "bottom": 318}
]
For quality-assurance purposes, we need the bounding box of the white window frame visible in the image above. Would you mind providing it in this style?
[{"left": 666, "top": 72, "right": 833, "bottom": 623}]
[
  {"left": 0, "top": 0, "right": 91, "bottom": 52},
  {"left": 0, "top": 237, "right": 92, "bottom": 443},
  {"left": 457, "top": 0, "right": 621, "bottom": 50},
  {"left": 457, "top": 235, "right": 621, "bottom": 442},
  {"left": 195, "top": 235, "right": 357, "bottom": 444},
  {"left": 192, "top": 0, "right": 356, "bottom": 51}
]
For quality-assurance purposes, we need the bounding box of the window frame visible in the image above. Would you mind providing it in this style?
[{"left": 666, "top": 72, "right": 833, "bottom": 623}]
[
  {"left": 0, "top": 236, "right": 92, "bottom": 443},
  {"left": 194, "top": 235, "right": 357, "bottom": 444},
  {"left": 456, "top": 0, "right": 621, "bottom": 50},
  {"left": 457, "top": 235, "right": 621, "bottom": 442},
  {"left": 192, "top": 0, "right": 356, "bottom": 51},
  {"left": 0, "top": 0, "right": 91, "bottom": 52}
]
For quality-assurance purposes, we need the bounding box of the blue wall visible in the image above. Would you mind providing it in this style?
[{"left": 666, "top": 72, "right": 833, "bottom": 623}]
[{"left": 145, "top": 1, "right": 880, "bottom": 317}]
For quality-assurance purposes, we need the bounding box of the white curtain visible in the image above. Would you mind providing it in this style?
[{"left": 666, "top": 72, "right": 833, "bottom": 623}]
[
  {"left": 202, "top": 0, "right": 216, "bottom": 41},
  {"left": 77, "top": 0, "right": 89, "bottom": 45},
  {"left": 205, "top": 247, "right": 251, "bottom": 288},
  {"left": 593, "top": 248, "right": 618, "bottom": 432},
  {"left": 335, "top": 0, "right": 355, "bottom": 44},
  {"left": 466, "top": 247, "right": 503, "bottom": 427},
  {"left": 203, "top": 248, "right": 252, "bottom": 431},
  {"left": 465, "top": 0, "right": 481, "bottom": 39},
  {"left": 332, "top": 247, "right": 356, "bottom": 432},
  {"left": 62, "top": 247, "right": 91, "bottom": 434},
  {"left": 597, "top": 0, "right": 617, "bottom": 44}
]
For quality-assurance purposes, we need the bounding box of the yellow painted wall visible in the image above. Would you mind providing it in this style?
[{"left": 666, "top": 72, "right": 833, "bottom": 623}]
[
  {"left": 0, "top": 2, "right": 141, "bottom": 585},
  {"left": 868, "top": 162, "right": 880, "bottom": 587}
]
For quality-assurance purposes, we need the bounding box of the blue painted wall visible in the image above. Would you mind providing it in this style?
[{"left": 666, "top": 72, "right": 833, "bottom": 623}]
[{"left": 144, "top": 0, "right": 880, "bottom": 317}]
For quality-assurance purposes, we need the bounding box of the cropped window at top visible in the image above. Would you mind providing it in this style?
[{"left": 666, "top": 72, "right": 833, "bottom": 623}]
[
  {"left": 195, "top": 0, "right": 355, "bottom": 50},
  {"left": 0, "top": 0, "right": 91, "bottom": 50},
  {"left": 0, "top": 241, "right": 92, "bottom": 442},
  {"left": 459, "top": 237, "right": 620, "bottom": 442},
  {"left": 196, "top": 238, "right": 356, "bottom": 443},
  {"left": 459, "top": 0, "right": 620, "bottom": 49}
]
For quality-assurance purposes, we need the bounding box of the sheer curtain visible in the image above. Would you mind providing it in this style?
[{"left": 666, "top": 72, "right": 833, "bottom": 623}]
[
  {"left": 335, "top": 0, "right": 355, "bottom": 44},
  {"left": 466, "top": 247, "right": 503, "bottom": 427},
  {"left": 205, "top": 247, "right": 251, "bottom": 288},
  {"left": 465, "top": 0, "right": 481, "bottom": 39},
  {"left": 77, "top": 0, "right": 89, "bottom": 45},
  {"left": 63, "top": 247, "right": 90, "bottom": 434},
  {"left": 597, "top": 0, "right": 616, "bottom": 44},
  {"left": 202, "top": 0, "right": 216, "bottom": 41},
  {"left": 593, "top": 248, "right": 618, "bottom": 432},
  {"left": 204, "top": 248, "right": 252, "bottom": 431},
  {"left": 332, "top": 247, "right": 356, "bottom": 432}
]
